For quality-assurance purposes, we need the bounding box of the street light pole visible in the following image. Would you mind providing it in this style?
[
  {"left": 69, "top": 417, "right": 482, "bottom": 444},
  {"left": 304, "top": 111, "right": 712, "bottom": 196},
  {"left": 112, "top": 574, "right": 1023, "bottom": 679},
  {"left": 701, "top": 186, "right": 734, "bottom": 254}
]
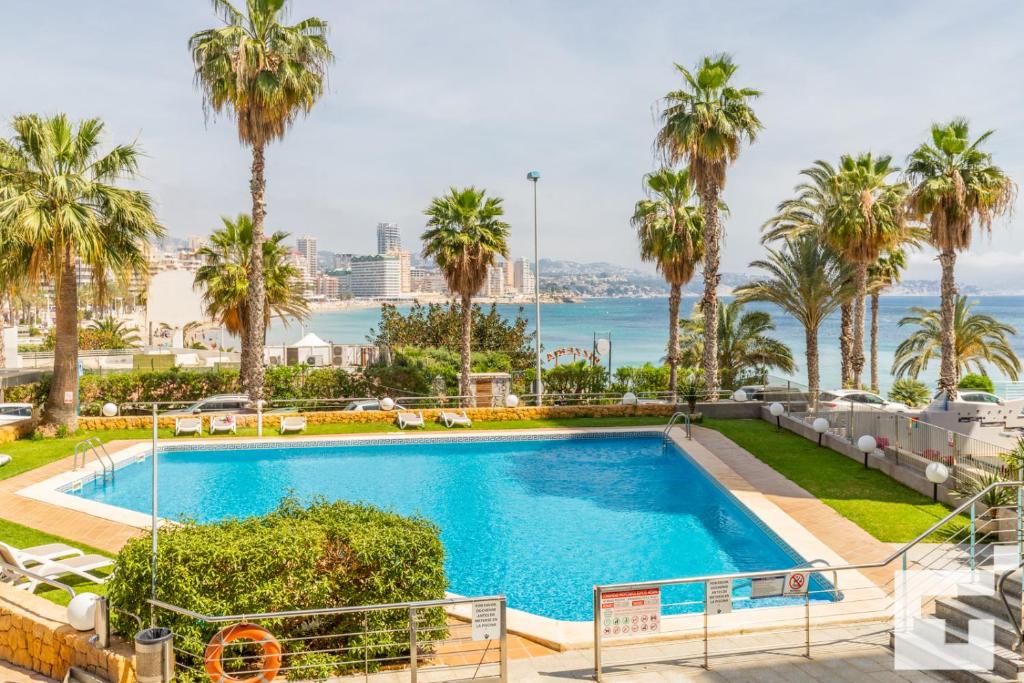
[{"left": 527, "top": 170, "right": 542, "bottom": 406}]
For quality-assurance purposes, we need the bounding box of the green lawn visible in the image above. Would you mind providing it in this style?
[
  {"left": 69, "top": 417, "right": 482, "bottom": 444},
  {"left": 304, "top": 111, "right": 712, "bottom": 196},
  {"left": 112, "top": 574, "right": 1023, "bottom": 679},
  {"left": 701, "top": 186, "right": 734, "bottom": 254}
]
[
  {"left": 702, "top": 418, "right": 967, "bottom": 543},
  {"left": 0, "top": 517, "right": 111, "bottom": 605}
]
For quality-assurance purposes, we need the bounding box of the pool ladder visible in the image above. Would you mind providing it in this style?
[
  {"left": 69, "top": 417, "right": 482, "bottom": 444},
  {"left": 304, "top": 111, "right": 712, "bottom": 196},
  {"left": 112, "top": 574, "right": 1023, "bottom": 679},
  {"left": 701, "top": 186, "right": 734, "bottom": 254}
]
[
  {"left": 72, "top": 437, "right": 115, "bottom": 482},
  {"left": 663, "top": 411, "right": 692, "bottom": 441}
]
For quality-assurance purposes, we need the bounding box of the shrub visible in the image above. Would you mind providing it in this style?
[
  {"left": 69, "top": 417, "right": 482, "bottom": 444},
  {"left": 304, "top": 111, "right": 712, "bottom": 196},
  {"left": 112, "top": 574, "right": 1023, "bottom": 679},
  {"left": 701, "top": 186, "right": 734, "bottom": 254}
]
[
  {"left": 610, "top": 364, "right": 669, "bottom": 394},
  {"left": 888, "top": 379, "right": 932, "bottom": 408},
  {"left": 541, "top": 361, "right": 608, "bottom": 395},
  {"left": 958, "top": 373, "right": 995, "bottom": 393},
  {"left": 107, "top": 499, "right": 446, "bottom": 679},
  {"left": 365, "top": 346, "right": 514, "bottom": 397}
]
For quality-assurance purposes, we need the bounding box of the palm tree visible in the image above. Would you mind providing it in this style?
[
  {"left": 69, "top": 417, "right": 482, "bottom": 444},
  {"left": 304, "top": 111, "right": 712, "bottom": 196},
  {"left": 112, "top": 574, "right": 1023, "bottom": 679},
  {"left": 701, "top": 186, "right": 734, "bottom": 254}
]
[
  {"left": 189, "top": 0, "right": 332, "bottom": 399},
  {"left": 193, "top": 214, "right": 308, "bottom": 343},
  {"left": 421, "top": 187, "right": 510, "bottom": 399},
  {"left": 85, "top": 318, "right": 142, "bottom": 349},
  {"left": 892, "top": 296, "right": 1020, "bottom": 382},
  {"left": 866, "top": 250, "right": 907, "bottom": 393},
  {"left": 905, "top": 119, "right": 1016, "bottom": 399},
  {"left": 631, "top": 167, "right": 705, "bottom": 394},
  {"left": 679, "top": 300, "right": 795, "bottom": 389},
  {"left": 655, "top": 54, "right": 762, "bottom": 400},
  {"left": 735, "top": 236, "right": 852, "bottom": 398},
  {"left": 0, "top": 114, "right": 163, "bottom": 427}
]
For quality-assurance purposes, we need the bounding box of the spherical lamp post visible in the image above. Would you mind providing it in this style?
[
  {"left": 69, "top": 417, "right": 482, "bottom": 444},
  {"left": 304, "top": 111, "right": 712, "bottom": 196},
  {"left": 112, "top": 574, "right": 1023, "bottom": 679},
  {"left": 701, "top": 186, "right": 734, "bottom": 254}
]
[
  {"left": 621, "top": 392, "right": 638, "bottom": 407},
  {"left": 504, "top": 394, "right": 520, "bottom": 409},
  {"left": 812, "top": 417, "right": 830, "bottom": 447},
  {"left": 101, "top": 402, "right": 118, "bottom": 418},
  {"left": 732, "top": 389, "right": 748, "bottom": 403},
  {"left": 769, "top": 402, "right": 785, "bottom": 431},
  {"left": 857, "top": 435, "right": 877, "bottom": 469},
  {"left": 925, "top": 462, "right": 950, "bottom": 502},
  {"left": 380, "top": 397, "right": 396, "bottom": 411},
  {"left": 67, "top": 592, "right": 100, "bottom": 631}
]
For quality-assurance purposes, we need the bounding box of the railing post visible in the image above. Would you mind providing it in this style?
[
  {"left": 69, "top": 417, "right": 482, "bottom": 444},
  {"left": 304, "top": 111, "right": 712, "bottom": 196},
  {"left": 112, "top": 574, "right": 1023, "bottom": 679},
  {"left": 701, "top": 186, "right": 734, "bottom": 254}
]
[
  {"left": 703, "top": 593, "right": 709, "bottom": 670},
  {"left": 499, "top": 599, "right": 508, "bottom": 683},
  {"left": 804, "top": 590, "right": 811, "bottom": 659},
  {"left": 970, "top": 502, "right": 977, "bottom": 573},
  {"left": 593, "top": 587, "right": 602, "bottom": 682},
  {"left": 408, "top": 606, "right": 417, "bottom": 683}
]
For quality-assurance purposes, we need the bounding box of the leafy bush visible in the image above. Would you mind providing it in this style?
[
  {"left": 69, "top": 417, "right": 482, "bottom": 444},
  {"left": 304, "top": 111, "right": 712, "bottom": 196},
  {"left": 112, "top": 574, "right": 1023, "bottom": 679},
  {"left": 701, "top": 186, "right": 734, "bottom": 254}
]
[
  {"left": 887, "top": 378, "right": 932, "bottom": 407},
  {"left": 958, "top": 373, "right": 995, "bottom": 393},
  {"left": 107, "top": 499, "right": 446, "bottom": 679},
  {"left": 541, "top": 361, "right": 608, "bottom": 395},
  {"left": 366, "top": 346, "right": 514, "bottom": 396},
  {"left": 610, "top": 364, "right": 669, "bottom": 394}
]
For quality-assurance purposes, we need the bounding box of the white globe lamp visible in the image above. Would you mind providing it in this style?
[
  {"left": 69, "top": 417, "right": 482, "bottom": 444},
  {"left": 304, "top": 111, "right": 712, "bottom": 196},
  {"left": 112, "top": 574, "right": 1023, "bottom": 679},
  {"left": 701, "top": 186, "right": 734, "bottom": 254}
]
[
  {"left": 67, "top": 592, "right": 100, "bottom": 631},
  {"left": 769, "top": 402, "right": 785, "bottom": 430},
  {"left": 101, "top": 402, "right": 118, "bottom": 418},
  {"left": 380, "top": 397, "right": 395, "bottom": 411},
  {"left": 812, "top": 417, "right": 830, "bottom": 447},
  {"left": 857, "top": 435, "right": 877, "bottom": 469},
  {"left": 621, "top": 392, "right": 638, "bottom": 406},
  {"left": 732, "top": 389, "right": 748, "bottom": 403},
  {"left": 504, "top": 394, "right": 520, "bottom": 408},
  {"left": 925, "top": 462, "right": 950, "bottom": 501}
]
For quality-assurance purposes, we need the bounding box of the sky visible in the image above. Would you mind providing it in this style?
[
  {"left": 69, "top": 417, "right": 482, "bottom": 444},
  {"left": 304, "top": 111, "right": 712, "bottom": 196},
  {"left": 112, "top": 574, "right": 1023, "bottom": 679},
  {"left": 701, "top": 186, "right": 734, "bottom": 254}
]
[{"left": 3, "top": 1, "right": 1024, "bottom": 286}]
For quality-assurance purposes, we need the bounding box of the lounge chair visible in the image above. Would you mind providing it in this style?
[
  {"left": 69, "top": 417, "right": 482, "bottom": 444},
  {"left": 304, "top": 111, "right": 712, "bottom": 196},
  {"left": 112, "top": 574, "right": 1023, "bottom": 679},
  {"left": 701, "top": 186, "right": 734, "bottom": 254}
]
[
  {"left": 279, "top": 415, "right": 307, "bottom": 434},
  {"left": 439, "top": 410, "right": 472, "bottom": 428},
  {"left": 0, "top": 542, "right": 113, "bottom": 593},
  {"left": 209, "top": 414, "right": 237, "bottom": 435},
  {"left": 18, "top": 543, "right": 84, "bottom": 562},
  {"left": 397, "top": 411, "right": 425, "bottom": 430},
  {"left": 175, "top": 416, "right": 202, "bottom": 436}
]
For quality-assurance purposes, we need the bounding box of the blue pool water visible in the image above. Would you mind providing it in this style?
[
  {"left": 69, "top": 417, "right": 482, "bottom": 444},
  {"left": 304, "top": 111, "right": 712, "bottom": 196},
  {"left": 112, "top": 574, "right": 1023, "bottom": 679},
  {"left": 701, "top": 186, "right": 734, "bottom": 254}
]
[{"left": 73, "top": 434, "right": 830, "bottom": 620}]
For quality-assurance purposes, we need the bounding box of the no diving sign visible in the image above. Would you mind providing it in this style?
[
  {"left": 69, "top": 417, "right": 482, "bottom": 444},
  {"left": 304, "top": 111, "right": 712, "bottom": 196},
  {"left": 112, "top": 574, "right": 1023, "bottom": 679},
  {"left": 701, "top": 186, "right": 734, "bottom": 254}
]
[{"left": 784, "top": 571, "right": 808, "bottom": 596}]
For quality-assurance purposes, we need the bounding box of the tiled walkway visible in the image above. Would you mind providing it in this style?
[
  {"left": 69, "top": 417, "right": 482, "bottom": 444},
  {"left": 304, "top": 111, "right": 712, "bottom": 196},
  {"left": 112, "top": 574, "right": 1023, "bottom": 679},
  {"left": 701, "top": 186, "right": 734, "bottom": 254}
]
[{"left": 0, "top": 662, "right": 53, "bottom": 683}]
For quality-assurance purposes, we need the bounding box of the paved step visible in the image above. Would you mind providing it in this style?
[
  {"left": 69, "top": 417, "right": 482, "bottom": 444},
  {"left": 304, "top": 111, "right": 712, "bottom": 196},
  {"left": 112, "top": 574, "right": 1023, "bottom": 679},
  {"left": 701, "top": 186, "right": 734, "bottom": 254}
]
[{"left": 935, "top": 597, "right": 1022, "bottom": 651}]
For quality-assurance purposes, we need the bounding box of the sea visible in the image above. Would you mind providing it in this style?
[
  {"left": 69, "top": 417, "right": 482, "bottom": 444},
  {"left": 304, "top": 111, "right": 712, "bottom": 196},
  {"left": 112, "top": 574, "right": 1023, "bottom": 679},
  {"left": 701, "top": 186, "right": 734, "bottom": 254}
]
[{"left": 266, "top": 296, "right": 1024, "bottom": 393}]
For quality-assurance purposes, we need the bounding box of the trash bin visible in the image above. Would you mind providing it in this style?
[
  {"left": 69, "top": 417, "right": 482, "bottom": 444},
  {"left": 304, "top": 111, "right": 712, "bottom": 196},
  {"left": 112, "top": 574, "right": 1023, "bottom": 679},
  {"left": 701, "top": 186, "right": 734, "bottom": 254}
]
[{"left": 134, "top": 627, "right": 174, "bottom": 683}]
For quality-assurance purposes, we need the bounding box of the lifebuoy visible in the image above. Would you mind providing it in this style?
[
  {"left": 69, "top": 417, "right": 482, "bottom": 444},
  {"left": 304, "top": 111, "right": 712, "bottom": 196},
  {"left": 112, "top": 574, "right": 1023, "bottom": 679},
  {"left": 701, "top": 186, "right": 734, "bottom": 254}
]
[{"left": 204, "top": 623, "right": 282, "bottom": 683}]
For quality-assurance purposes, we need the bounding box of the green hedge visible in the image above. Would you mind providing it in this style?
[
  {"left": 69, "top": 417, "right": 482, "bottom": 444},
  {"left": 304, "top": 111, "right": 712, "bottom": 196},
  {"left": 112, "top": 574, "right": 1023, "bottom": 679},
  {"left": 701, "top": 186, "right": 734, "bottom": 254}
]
[{"left": 107, "top": 499, "right": 447, "bottom": 679}]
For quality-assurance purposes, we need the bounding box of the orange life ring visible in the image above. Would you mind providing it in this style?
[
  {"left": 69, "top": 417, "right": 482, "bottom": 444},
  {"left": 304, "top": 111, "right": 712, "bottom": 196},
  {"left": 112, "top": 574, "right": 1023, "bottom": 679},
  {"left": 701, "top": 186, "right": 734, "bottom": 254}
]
[{"left": 204, "top": 623, "right": 282, "bottom": 683}]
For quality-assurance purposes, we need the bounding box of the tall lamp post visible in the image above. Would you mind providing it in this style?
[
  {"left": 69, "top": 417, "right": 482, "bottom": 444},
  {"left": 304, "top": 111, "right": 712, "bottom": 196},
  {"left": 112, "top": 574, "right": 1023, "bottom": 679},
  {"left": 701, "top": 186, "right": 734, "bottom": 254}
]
[{"left": 527, "top": 170, "right": 542, "bottom": 406}]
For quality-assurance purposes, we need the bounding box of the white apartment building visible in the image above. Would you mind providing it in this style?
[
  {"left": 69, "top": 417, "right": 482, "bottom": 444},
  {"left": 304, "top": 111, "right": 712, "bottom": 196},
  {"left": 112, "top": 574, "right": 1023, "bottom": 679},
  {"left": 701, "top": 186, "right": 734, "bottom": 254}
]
[
  {"left": 514, "top": 258, "right": 535, "bottom": 294},
  {"left": 410, "top": 267, "right": 447, "bottom": 294},
  {"left": 398, "top": 251, "right": 412, "bottom": 292},
  {"left": 376, "top": 222, "right": 401, "bottom": 255},
  {"left": 502, "top": 260, "right": 515, "bottom": 293},
  {"left": 484, "top": 265, "right": 505, "bottom": 297},
  {"left": 351, "top": 254, "right": 402, "bottom": 297},
  {"left": 296, "top": 235, "right": 318, "bottom": 278}
]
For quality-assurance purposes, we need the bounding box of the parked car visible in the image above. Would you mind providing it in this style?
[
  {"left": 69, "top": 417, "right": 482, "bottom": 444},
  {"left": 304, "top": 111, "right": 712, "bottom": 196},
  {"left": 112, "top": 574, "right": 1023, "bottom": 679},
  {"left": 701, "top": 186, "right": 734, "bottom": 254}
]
[
  {"left": 343, "top": 399, "right": 405, "bottom": 412},
  {"left": 817, "top": 389, "right": 910, "bottom": 413},
  {"left": 0, "top": 403, "right": 32, "bottom": 425},
  {"left": 163, "top": 395, "right": 254, "bottom": 416},
  {"left": 736, "top": 384, "right": 806, "bottom": 402}
]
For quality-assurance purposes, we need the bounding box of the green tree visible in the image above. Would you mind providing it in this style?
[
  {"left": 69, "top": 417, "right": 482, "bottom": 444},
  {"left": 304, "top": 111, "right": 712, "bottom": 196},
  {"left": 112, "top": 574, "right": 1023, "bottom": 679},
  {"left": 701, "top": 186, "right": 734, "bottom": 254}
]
[
  {"left": 421, "top": 187, "right": 511, "bottom": 398},
  {"left": 0, "top": 114, "right": 163, "bottom": 428},
  {"left": 958, "top": 373, "right": 995, "bottom": 393},
  {"left": 892, "top": 296, "right": 1020, "bottom": 382},
  {"left": 193, "top": 214, "right": 308, "bottom": 343},
  {"left": 735, "top": 236, "right": 851, "bottom": 398},
  {"left": 189, "top": 0, "right": 333, "bottom": 400},
  {"left": 905, "top": 119, "right": 1016, "bottom": 399},
  {"left": 867, "top": 249, "right": 907, "bottom": 393},
  {"left": 655, "top": 54, "right": 762, "bottom": 400},
  {"left": 679, "top": 300, "right": 794, "bottom": 390},
  {"left": 84, "top": 318, "right": 142, "bottom": 349},
  {"left": 631, "top": 167, "right": 705, "bottom": 394},
  {"left": 887, "top": 378, "right": 931, "bottom": 408}
]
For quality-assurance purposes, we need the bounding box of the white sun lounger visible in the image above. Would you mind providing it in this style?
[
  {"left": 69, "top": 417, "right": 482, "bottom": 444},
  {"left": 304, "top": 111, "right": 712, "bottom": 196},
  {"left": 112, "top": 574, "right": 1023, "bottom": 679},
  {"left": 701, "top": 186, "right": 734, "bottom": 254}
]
[
  {"left": 440, "top": 410, "right": 472, "bottom": 428},
  {"left": 209, "top": 415, "right": 237, "bottom": 435},
  {"left": 19, "top": 543, "right": 84, "bottom": 562},
  {"left": 279, "top": 416, "right": 307, "bottom": 434},
  {"left": 397, "top": 411, "right": 425, "bottom": 429},
  {"left": 0, "top": 542, "right": 113, "bottom": 593},
  {"left": 174, "top": 416, "right": 202, "bottom": 436}
]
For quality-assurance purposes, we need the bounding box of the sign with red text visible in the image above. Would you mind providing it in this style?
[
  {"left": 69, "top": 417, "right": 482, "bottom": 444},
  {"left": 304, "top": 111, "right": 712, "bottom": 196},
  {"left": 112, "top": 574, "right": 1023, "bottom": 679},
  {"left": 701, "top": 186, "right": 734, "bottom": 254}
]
[{"left": 600, "top": 588, "right": 660, "bottom": 637}]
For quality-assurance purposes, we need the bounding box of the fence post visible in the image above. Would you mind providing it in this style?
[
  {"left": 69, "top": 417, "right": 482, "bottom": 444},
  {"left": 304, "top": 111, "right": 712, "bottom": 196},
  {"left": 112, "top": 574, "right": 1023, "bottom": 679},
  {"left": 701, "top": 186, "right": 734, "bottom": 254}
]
[
  {"left": 408, "top": 606, "right": 417, "bottom": 683},
  {"left": 969, "top": 502, "right": 976, "bottom": 573},
  {"left": 499, "top": 599, "right": 508, "bottom": 683},
  {"left": 593, "top": 587, "right": 602, "bottom": 682},
  {"left": 804, "top": 590, "right": 811, "bottom": 658}
]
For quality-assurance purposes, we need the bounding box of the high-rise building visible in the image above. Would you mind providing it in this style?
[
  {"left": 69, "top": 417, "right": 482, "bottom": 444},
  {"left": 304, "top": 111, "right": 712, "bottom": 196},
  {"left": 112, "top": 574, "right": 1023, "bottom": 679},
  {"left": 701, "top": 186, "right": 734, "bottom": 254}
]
[
  {"left": 514, "top": 258, "right": 535, "bottom": 294},
  {"left": 186, "top": 234, "right": 206, "bottom": 252},
  {"left": 376, "top": 222, "right": 401, "bottom": 255},
  {"left": 484, "top": 265, "right": 505, "bottom": 297},
  {"left": 333, "top": 253, "right": 354, "bottom": 270},
  {"left": 502, "top": 260, "right": 515, "bottom": 293},
  {"left": 398, "top": 251, "right": 412, "bottom": 292},
  {"left": 351, "top": 254, "right": 402, "bottom": 298},
  {"left": 296, "top": 235, "right": 318, "bottom": 278},
  {"left": 410, "top": 267, "right": 447, "bottom": 293}
]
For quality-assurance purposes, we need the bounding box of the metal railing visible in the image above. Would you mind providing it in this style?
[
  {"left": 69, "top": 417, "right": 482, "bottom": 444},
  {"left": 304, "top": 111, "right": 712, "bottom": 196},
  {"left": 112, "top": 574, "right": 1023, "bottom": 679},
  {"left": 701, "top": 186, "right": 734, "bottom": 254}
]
[
  {"left": 149, "top": 595, "right": 508, "bottom": 682},
  {"left": 72, "top": 436, "right": 115, "bottom": 480},
  {"left": 0, "top": 561, "right": 79, "bottom": 597},
  {"left": 592, "top": 480, "right": 1024, "bottom": 679},
  {"left": 663, "top": 412, "right": 692, "bottom": 440}
]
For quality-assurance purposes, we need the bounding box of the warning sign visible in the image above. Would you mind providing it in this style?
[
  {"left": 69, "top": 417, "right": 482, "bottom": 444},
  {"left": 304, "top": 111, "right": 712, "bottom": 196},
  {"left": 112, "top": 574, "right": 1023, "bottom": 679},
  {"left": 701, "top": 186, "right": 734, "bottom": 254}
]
[
  {"left": 750, "top": 575, "right": 786, "bottom": 599},
  {"left": 705, "top": 578, "right": 732, "bottom": 615},
  {"left": 600, "top": 588, "right": 661, "bottom": 637},
  {"left": 471, "top": 600, "right": 502, "bottom": 641},
  {"left": 784, "top": 572, "right": 808, "bottom": 596}
]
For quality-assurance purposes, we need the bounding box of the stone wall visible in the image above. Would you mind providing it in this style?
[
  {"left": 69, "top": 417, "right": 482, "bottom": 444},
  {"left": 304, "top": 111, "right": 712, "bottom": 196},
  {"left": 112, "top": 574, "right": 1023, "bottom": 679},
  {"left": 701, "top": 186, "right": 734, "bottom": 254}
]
[{"left": 0, "top": 584, "right": 134, "bottom": 683}]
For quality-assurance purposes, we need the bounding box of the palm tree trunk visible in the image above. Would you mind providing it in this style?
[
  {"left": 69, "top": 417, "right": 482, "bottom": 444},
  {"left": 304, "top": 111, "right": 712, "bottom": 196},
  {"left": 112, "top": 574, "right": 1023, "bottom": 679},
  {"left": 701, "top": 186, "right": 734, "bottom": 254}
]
[
  {"left": 667, "top": 282, "right": 681, "bottom": 396},
  {"left": 938, "top": 249, "right": 958, "bottom": 399},
  {"left": 242, "top": 142, "right": 268, "bottom": 400},
  {"left": 460, "top": 292, "right": 472, "bottom": 405},
  {"left": 870, "top": 292, "right": 880, "bottom": 393},
  {"left": 850, "top": 263, "right": 867, "bottom": 388},
  {"left": 698, "top": 181, "right": 722, "bottom": 400},
  {"left": 805, "top": 324, "right": 820, "bottom": 406},
  {"left": 43, "top": 254, "right": 79, "bottom": 429},
  {"left": 839, "top": 302, "right": 852, "bottom": 387}
]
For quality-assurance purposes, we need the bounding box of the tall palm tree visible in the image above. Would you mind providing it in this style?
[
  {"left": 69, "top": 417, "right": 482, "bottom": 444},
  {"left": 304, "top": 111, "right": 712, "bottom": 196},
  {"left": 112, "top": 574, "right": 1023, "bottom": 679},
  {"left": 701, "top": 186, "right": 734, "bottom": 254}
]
[
  {"left": 867, "top": 249, "right": 907, "bottom": 393},
  {"left": 679, "top": 300, "right": 795, "bottom": 390},
  {"left": 892, "top": 296, "right": 1020, "bottom": 382},
  {"left": 193, "top": 214, "right": 308, "bottom": 342},
  {"left": 905, "top": 118, "right": 1016, "bottom": 399},
  {"left": 655, "top": 54, "right": 762, "bottom": 400},
  {"left": 421, "top": 187, "right": 510, "bottom": 399},
  {"left": 735, "top": 236, "right": 852, "bottom": 398},
  {"left": 0, "top": 114, "right": 163, "bottom": 427},
  {"left": 631, "top": 167, "right": 705, "bottom": 394},
  {"left": 85, "top": 318, "right": 142, "bottom": 349},
  {"left": 189, "top": 0, "right": 332, "bottom": 399}
]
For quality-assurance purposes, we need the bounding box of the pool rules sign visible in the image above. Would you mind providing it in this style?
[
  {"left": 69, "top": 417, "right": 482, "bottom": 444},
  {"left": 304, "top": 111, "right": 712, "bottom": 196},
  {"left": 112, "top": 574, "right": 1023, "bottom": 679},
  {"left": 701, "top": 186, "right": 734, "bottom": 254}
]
[
  {"left": 600, "top": 588, "right": 661, "bottom": 637},
  {"left": 471, "top": 601, "right": 502, "bottom": 641}
]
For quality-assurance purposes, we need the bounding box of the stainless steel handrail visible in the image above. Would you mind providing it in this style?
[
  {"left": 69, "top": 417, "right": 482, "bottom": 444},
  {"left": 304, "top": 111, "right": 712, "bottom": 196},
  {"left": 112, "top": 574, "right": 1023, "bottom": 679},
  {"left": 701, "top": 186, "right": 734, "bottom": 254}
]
[
  {"left": 664, "top": 411, "right": 692, "bottom": 440},
  {"left": 997, "top": 559, "right": 1024, "bottom": 650},
  {"left": 0, "top": 561, "right": 78, "bottom": 597},
  {"left": 72, "top": 436, "right": 115, "bottom": 480}
]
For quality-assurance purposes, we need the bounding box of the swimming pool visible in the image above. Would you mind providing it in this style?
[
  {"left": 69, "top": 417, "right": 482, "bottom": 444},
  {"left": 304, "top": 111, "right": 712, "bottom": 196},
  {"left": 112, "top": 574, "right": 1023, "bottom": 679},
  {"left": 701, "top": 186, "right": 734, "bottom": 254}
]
[{"left": 71, "top": 432, "right": 830, "bottom": 620}]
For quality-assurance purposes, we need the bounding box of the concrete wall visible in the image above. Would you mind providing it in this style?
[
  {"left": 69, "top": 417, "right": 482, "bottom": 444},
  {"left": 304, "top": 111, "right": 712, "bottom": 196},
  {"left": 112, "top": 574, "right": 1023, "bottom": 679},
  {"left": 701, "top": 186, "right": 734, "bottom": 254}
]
[{"left": 0, "top": 584, "right": 134, "bottom": 682}]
